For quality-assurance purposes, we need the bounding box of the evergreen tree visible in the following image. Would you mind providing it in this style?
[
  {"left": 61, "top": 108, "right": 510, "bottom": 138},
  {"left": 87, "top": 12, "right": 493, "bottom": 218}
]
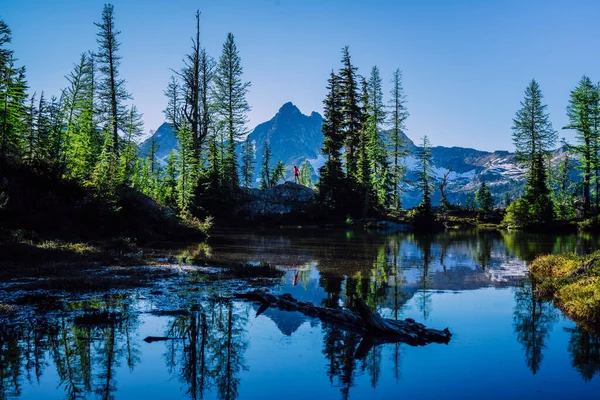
[
  {"left": 475, "top": 181, "right": 494, "bottom": 213},
  {"left": 206, "top": 132, "right": 221, "bottom": 192},
  {"left": 365, "top": 71, "right": 391, "bottom": 209},
  {"left": 357, "top": 78, "right": 372, "bottom": 187},
  {"left": 506, "top": 80, "right": 556, "bottom": 225},
  {"left": 299, "top": 160, "right": 313, "bottom": 187},
  {"left": 120, "top": 105, "right": 143, "bottom": 183},
  {"left": 68, "top": 54, "right": 100, "bottom": 180},
  {"left": 62, "top": 53, "right": 90, "bottom": 169},
  {"left": 176, "top": 124, "right": 197, "bottom": 213},
  {"left": 35, "top": 91, "right": 52, "bottom": 161},
  {"left": 144, "top": 130, "right": 159, "bottom": 174},
  {"left": 90, "top": 132, "right": 120, "bottom": 204},
  {"left": 163, "top": 76, "right": 182, "bottom": 128},
  {"left": 388, "top": 68, "right": 409, "bottom": 210},
  {"left": 240, "top": 135, "right": 254, "bottom": 188},
  {"left": 260, "top": 139, "right": 271, "bottom": 189},
  {"left": 161, "top": 150, "right": 178, "bottom": 209},
  {"left": 94, "top": 3, "right": 131, "bottom": 154},
  {"left": 564, "top": 76, "right": 599, "bottom": 211},
  {"left": 338, "top": 46, "right": 361, "bottom": 180},
  {"left": 47, "top": 94, "right": 64, "bottom": 163},
  {"left": 178, "top": 11, "right": 202, "bottom": 157},
  {"left": 318, "top": 70, "right": 347, "bottom": 213},
  {"left": 415, "top": 136, "right": 434, "bottom": 211},
  {"left": 23, "top": 92, "right": 37, "bottom": 163},
  {"left": 0, "top": 20, "right": 28, "bottom": 159},
  {"left": 198, "top": 47, "right": 216, "bottom": 153},
  {"left": 367, "top": 66, "right": 386, "bottom": 127},
  {"left": 554, "top": 151, "right": 576, "bottom": 219},
  {"left": 213, "top": 33, "right": 250, "bottom": 191},
  {"left": 271, "top": 160, "right": 286, "bottom": 186}
]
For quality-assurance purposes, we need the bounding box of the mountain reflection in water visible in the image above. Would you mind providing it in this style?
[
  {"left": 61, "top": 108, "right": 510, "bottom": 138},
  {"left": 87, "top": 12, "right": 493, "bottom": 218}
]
[{"left": 1, "top": 229, "right": 600, "bottom": 399}]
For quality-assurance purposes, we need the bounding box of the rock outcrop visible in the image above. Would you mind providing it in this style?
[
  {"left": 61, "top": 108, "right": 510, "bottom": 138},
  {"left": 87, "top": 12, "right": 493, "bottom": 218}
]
[{"left": 236, "top": 181, "right": 315, "bottom": 221}]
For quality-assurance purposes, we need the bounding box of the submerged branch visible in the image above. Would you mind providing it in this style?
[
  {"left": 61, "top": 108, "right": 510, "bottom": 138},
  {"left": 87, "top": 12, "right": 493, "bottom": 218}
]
[{"left": 234, "top": 290, "right": 451, "bottom": 353}]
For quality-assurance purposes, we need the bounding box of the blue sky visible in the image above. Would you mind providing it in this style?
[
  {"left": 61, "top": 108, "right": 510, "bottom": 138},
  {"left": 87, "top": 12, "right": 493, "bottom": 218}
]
[{"left": 3, "top": 0, "right": 600, "bottom": 151}]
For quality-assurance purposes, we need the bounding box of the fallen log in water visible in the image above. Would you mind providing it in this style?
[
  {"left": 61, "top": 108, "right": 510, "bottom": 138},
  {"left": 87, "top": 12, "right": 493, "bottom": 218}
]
[{"left": 234, "top": 290, "right": 451, "bottom": 351}]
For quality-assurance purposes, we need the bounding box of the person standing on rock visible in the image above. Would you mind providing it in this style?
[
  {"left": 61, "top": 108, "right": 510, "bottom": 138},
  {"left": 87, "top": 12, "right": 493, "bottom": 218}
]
[{"left": 293, "top": 165, "right": 300, "bottom": 183}]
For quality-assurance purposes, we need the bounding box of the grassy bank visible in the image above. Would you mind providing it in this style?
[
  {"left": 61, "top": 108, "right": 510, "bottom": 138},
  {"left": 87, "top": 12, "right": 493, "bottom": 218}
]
[{"left": 529, "top": 251, "right": 600, "bottom": 331}]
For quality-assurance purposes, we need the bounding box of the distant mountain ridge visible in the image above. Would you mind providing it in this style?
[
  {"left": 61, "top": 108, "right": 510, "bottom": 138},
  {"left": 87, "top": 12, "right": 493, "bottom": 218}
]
[{"left": 139, "top": 101, "right": 570, "bottom": 208}]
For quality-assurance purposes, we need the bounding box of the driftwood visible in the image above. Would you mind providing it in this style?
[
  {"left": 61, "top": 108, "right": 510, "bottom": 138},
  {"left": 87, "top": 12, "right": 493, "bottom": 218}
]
[
  {"left": 234, "top": 290, "right": 451, "bottom": 354},
  {"left": 143, "top": 336, "right": 183, "bottom": 343},
  {"left": 568, "top": 255, "right": 600, "bottom": 278}
]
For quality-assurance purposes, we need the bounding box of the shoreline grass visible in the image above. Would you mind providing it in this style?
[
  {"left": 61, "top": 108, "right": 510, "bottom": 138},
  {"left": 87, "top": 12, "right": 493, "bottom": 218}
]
[{"left": 529, "top": 251, "right": 600, "bottom": 332}]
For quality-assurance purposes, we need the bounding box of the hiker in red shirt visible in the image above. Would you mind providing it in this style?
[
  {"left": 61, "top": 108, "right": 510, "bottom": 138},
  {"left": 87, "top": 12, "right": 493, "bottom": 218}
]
[{"left": 293, "top": 165, "right": 300, "bottom": 183}]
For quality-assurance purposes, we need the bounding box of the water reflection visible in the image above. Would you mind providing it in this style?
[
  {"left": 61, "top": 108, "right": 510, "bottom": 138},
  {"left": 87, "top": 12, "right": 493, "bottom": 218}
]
[
  {"left": 164, "top": 302, "right": 250, "bottom": 400},
  {"left": 513, "top": 281, "right": 558, "bottom": 374},
  {"left": 568, "top": 326, "right": 600, "bottom": 382},
  {"left": 1, "top": 230, "right": 600, "bottom": 399}
]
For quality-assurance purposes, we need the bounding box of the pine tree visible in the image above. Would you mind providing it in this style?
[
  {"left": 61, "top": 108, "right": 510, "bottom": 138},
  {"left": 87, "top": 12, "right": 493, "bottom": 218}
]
[
  {"left": 357, "top": 77, "right": 371, "bottom": 187},
  {"left": 365, "top": 69, "right": 391, "bottom": 208},
  {"left": 91, "top": 132, "right": 120, "bottom": 204},
  {"left": 68, "top": 54, "right": 100, "bottom": 180},
  {"left": 260, "top": 140, "right": 271, "bottom": 189},
  {"left": 299, "top": 160, "right": 313, "bottom": 187},
  {"left": 176, "top": 124, "right": 197, "bottom": 213},
  {"left": 388, "top": 69, "right": 409, "bottom": 210},
  {"left": 213, "top": 33, "right": 250, "bottom": 191},
  {"left": 338, "top": 46, "right": 361, "bottom": 180},
  {"left": 163, "top": 75, "right": 183, "bottom": 128},
  {"left": 506, "top": 79, "right": 556, "bottom": 225},
  {"left": 161, "top": 150, "right": 178, "bottom": 209},
  {"left": 271, "top": 160, "right": 286, "bottom": 186},
  {"left": 513, "top": 80, "right": 557, "bottom": 167},
  {"left": 120, "top": 105, "right": 144, "bottom": 183},
  {"left": 178, "top": 11, "right": 202, "bottom": 156},
  {"left": 564, "top": 76, "right": 599, "bottom": 211},
  {"left": 475, "top": 181, "right": 494, "bottom": 213},
  {"left": 94, "top": 3, "right": 131, "bottom": 154},
  {"left": 23, "top": 92, "right": 37, "bottom": 163},
  {"left": 368, "top": 66, "right": 386, "bottom": 127},
  {"left": 240, "top": 135, "right": 254, "bottom": 188},
  {"left": 199, "top": 47, "right": 215, "bottom": 152},
  {"left": 0, "top": 20, "right": 28, "bottom": 159},
  {"left": 47, "top": 94, "right": 64, "bottom": 163},
  {"left": 206, "top": 132, "right": 221, "bottom": 192},
  {"left": 35, "top": 91, "right": 51, "bottom": 161},
  {"left": 144, "top": 130, "right": 159, "bottom": 174},
  {"left": 318, "top": 70, "right": 347, "bottom": 213},
  {"left": 62, "top": 53, "right": 90, "bottom": 169},
  {"left": 415, "top": 136, "right": 434, "bottom": 211}
]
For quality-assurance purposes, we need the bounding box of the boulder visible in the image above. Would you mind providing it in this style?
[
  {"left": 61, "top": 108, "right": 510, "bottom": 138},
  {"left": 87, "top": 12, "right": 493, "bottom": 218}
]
[{"left": 235, "top": 181, "right": 315, "bottom": 221}]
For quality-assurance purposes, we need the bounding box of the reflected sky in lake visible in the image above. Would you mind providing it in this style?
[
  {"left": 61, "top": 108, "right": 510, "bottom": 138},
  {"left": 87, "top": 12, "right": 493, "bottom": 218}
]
[{"left": 1, "top": 229, "right": 600, "bottom": 399}]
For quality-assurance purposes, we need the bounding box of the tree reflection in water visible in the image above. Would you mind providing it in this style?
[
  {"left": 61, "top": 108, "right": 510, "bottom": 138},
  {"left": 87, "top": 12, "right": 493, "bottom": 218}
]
[
  {"left": 0, "top": 294, "right": 139, "bottom": 400},
  {"left": 2, "top": 230, "right": 600, "bottom": 399},
  {"left": 164, "top": 300, "right": 250, "bottom": 400},
  {"left": 513, "top": 280, "right": 558, "bottom": 374},
  {"left": 567, "top": 326, "right": 600, "bottom": 381}
]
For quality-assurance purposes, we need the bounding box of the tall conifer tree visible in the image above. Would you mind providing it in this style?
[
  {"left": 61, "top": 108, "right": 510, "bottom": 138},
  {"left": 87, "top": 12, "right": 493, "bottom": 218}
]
[
  {"left": 214, "top": 33, "right": 250, "bottom": 191},
  {"left": 240, "top": 135, "right": 254, "bottom": 188},
  {"left": 95, "top": 3, "right": 131, "bottom": 154},
  {"left": 564, "top": 76, "right": 599, "bottom": 211},
  {"left": 509, "top": 79, "right": 556, "bottom": 223},
  {"left": 388, "top": 69, "right": 409, "bottom": 210},
  {"left": 338, "top": 46, "right": 361, "bottom": 181}
]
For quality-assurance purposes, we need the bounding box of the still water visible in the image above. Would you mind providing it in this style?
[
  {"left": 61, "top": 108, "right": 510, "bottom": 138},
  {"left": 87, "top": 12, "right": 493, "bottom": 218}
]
[{"left": 1, "top": 229, "right": 600, "bottom": 399}]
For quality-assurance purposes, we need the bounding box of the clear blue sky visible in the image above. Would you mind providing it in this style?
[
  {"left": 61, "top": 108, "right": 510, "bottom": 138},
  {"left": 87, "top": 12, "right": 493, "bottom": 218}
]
[{"left": 3, "top": 0, "right": 600, "bottom": 151}]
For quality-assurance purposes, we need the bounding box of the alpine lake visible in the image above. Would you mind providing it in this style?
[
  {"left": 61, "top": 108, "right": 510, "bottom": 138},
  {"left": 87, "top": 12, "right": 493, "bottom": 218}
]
[{"left": 1, "top": 228, "right": 600, "bottom": 400}]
